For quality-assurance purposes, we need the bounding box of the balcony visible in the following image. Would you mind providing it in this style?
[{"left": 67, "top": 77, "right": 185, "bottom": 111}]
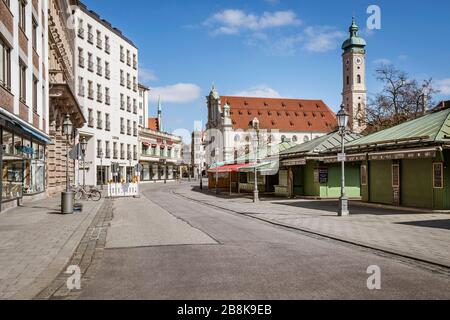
[
  {"left": 78, "top": 27, "right": 84, "bottom": 39},
  {"left": 120, "top": 101, "right": 125, "bottom": 110},
  {"left": 97, "top": 148, "right": 103, "bottom": 158},
  {"left": 97, "top": 38, "right": 102, "bottom": 49},
  {"left": 97, "top": 120, "right": 102, "bottom": 129},
  {"left": 105, "top": 121, "right": 111, "bottom": 131},
  {"left": 127, "top": 126, "right": 131, "bottom": 135},
  {"left": 97, "top": 92, "right": 103, "bottom": 103},
  {"left": 105, "top": 43, "right": 110, "bottom": 54},
  {"left": 88, "top": 61, "right": 94, "bottom": 72},
  {"left": 78, "top": 85, "right": 85, "bottom": 97},
  {"left": 87, "top": 32, "right": 94, "bottom": 44},
  {"left": 97, "top": 65, "right": 102, "bottom": 76},
  {"left": 105, "top": 150, "right": 111, "bottom": 159},
  {"left": 120, "top": 53, "right": 125, "bottom": 62},
  {"left": 88, "top": 117, "right": 94, "bottom": 127},
  {"left": 88, "top": 89, "right": 94, "bottom": 100},
  {"left": 105, "top": 69, "right": 110, "bottom": 79},
  {"left": 105, "top": 95, "right": 110, "bottom": 105},
  {"left": 78, "top": 56, "right": 85, "bottom": 68}
]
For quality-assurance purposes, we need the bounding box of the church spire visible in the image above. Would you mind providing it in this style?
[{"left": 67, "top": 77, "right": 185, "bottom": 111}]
[{"left": 157, "top": 95, "right": 163, "bottom": 132}]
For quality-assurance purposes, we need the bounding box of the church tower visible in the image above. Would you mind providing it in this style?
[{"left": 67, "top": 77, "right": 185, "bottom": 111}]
[
  {"left": 342, "top": 18, "right": 367, "bottom": 133},
  {"left": 206, "top": 83, "right": 221, "bottom": 130}
]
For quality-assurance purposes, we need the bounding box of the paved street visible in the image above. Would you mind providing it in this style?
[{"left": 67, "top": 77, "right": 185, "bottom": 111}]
[
  {"left": 0, "top": 196, "right": 104, "bottom": 299},
  {"left": 76, "top": 182, "right": 450, "bottom": 300}
]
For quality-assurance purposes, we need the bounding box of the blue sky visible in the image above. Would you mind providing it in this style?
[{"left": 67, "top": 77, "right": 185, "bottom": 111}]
[{"left": 83, "top": 0, "right": 450, "bottom": 141}]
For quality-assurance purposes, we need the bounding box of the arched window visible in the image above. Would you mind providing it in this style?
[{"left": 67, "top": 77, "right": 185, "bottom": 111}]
[
  {"left": 357, "top": 75, "right": 361, "bottom": 84},
  {"left": 281, "top": 135, "right": 286, "bottom": 142},
  {"left": 234, "top": 134, "right": 240, "bottom": 142},
  {"left": 358, "top": 103, "right": 362, "bottom": 112},
  {"left": 292, "top": 135, "right": 298, "bottom": 143},
  {"left": 303, "top": 136, "right": 310, "bottom": 143}
]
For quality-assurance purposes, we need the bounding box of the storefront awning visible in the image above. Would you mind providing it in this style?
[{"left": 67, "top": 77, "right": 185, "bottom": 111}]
[
  {"left": 207, "top": 163, "right": 252, "bottom": 173},
  {"left": 0, "top": 109, "right": 52, "bottom": 144},
  {"left": 238, "top": 160, "right": 280, "bottom": 176}
]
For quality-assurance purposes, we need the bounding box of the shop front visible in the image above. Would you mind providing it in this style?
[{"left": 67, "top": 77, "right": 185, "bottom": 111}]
[{"left": 1, "top": 117, "right": 50, "bottom": 211}]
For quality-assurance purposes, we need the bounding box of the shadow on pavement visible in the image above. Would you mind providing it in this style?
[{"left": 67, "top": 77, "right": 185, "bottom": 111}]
[{"left": 397, "top": 219, "right": 450, "bottom": 230}]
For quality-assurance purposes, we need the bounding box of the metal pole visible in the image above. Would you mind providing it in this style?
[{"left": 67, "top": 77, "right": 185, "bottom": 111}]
[
  {"left": 82, "top": 151, "right": 86, "bottom": 190},
  {"left": 253, "top": 131, "right": 259, "bottom": 203},
  {"left": 339, "top": 129, "right": 349, "bottom": 216},
  {"left": 66, "top": 139, "right": 70, "bottom": 192},
  {"left": 100, "top": 154, "right": 103, "bottom": 190}
]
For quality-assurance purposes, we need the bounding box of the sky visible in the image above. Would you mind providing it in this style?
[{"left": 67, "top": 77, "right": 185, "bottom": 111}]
[{"left": 83, "top": 0, "right": 450, "bottom": 142}]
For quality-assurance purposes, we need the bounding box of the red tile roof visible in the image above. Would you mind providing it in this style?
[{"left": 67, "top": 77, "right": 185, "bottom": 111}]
[
  {"left": 148, "top": 118, "right": 159, "bottom": 131},
  {"left": 221, "top": 96, "right": 337, "bottom": 132}
]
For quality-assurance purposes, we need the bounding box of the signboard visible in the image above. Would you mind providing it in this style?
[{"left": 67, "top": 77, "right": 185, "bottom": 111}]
[
  {"left": 322, "top": 154, "right": 366, "bottom": 163},
  {"left": 318, "top": 168, "right": 328, "bottom": 184},
  {"left": 433, "top": 163, "right": 444, "bottom": 189},
  {"left": 314, "top": 168, "right": 328, "bottom": 184},
  {"left": 369, "top": 150, "right": 436, "bottom": 161},
  {"left": 281, "top": 158, "right": 306, "bottom": 167},
  {"left": 337, "top": 153, "right": 346, "bottom": 162}
]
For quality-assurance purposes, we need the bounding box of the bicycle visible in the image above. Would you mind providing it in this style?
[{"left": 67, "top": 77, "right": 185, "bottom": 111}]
[{"left": 73, "top": 186, "right": 102, "bottom": 201}]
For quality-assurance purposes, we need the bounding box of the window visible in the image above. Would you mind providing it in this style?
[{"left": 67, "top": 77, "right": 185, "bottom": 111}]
[
  {"left": 139, "top": 116, "right": 143, "bottom": 125},
  {"left": 87, "top": 24, "right": 93, "bottom": 43},
  {"left": 292, "top": 135, "right": 298, "bottom": 142},
  {"left": 433, "top": 163, "right": 444, "bottom": 189},
  {"left": 357, "top": 74, "right": 361, "bottom": 84},
  {"left": 392, "top": 164, "right": 400, "bottom": 188},
  {"left": 19, "top": 0, "right": 26, "bottom": 31},
  {"left": 361, "top": 165, "right": 367, "bottom": 186},
  {"left": 19, "top": 61, "right": 27, "bottom": 103},
  {"left": 303, "top": 136, "right": 310, "bottom": 143},
  {"left": 346, "top": 76, "right": 349, "bottom": 85},
  {"left": 0, "top": 38, "right": 11, "bottom": 89},
  {"left": 32, "top": 19, "right": 38, "bottom": 50},
  {"left": 32, "top": 77, "right": 38, "bottom": 112}
]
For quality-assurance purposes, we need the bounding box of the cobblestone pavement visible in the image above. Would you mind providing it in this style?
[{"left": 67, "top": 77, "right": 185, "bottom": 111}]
[
  {"left": 0, "top": 196, "right": 104, "bottom": 299},
  {"left": 174, "top": 185, "right": 450, "bottom": 269},
  {"left": 34, "top": 199, "right": 112, "bottom": 300}
]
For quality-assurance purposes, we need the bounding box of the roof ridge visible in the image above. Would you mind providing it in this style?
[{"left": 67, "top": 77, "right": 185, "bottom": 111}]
[{"left": 435, "top": 108, "right": 450, "bottom": 141}]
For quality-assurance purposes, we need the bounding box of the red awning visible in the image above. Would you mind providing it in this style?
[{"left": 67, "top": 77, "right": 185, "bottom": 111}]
[{"left": 207, "top": 163, "right": 252, "bottom": 173}]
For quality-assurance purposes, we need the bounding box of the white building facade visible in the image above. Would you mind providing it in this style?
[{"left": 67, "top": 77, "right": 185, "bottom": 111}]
[
  {"left": 191, "top": 130, "right": 205, "bottom": 178},
  {"left": 205, "top": 86, "right": 337, "bottom": 166},
  {"left": 74, "top": 3, "right": 140, "bottom": 185}
]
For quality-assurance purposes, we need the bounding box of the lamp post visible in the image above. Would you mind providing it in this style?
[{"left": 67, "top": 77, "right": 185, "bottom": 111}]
[
  {"left": 100, "top": 151, "right": 104, "bottom": 190},
  {"left": 61, "top": 114, "right": 73, "bottom": 214},
  {"left": 80, "top": 137, "right": 88, "bottom": 190},
  {"left": 337, "top": 105, "right": 350, "bottom": 216},
  {"left": 251, "top": 119, "right": 260, "bottom": 203}
]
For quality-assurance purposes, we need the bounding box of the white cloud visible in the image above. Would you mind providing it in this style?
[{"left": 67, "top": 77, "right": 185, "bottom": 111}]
[
  {"left": 149, "top": 83, "right": 202, "bottom": 103},
  {"left": 436, "top": 78, "right": 450, "bottom": 95},
  {"left": 373, "top": 58, "right": 392, "bottom": 65},
  {"left": 205, "top": 9, "right": 301, "bottom": 35},
  {"left": 303, "top": 26, "right": 345, "bottom": 53},
  {"left": 138, "top": 68, "right": 158, "bottom": 83},
  {"left": 398, "top": 54, "right": 408, "bottom": 60},
  {"left": 232, "top": 85, "right": 281, "bottom": 98}
]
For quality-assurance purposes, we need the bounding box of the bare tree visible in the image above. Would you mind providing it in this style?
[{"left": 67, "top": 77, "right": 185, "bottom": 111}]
[{"left": 364, "top": 65, "right": 438, "bottom": 133}]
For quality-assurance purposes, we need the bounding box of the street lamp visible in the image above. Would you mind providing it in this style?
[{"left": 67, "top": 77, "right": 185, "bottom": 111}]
[
  {"left": 337, "top": 104, "right": 350, "bottom": 216},
  {"left": 100, "top": 150, "right": 104, "bottom": 190},
  {"left": 251, "top": 118, "right": 260, "bottom": 203},
  {"left": 80, "top": 137, "right": 88, "bottom": 190},
  {"left": 61, "top": 114, "right": 73, "bottom": 214}
]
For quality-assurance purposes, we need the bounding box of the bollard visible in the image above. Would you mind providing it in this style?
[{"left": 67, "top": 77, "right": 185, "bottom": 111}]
[{"left": 61, "top": 191, "right": 74, "bottom": 214}]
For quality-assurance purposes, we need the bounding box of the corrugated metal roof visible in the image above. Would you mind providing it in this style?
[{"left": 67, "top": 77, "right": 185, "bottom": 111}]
[
  {"left": 347, "top": 108, "right": 450, "bottom": 147},
  {"left": 280, "top": 131, "right": 362, "bottom": 157}
]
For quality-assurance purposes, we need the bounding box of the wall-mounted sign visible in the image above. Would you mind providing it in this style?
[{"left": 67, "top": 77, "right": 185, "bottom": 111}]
[
  {"left": 323, "top": 154, "right": 366, "bottom": 163},
  {"left": 281, "top": 158, "right": 306, "bottom": 166},
  {"left": 369, "top": 150, "right": 436, "bottom": 161},
  {"left": 314, "top": 168, "right": 328, "bottom": 184}
]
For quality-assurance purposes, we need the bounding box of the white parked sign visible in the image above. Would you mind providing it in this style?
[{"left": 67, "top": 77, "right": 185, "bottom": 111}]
[
  {"left": 107, "top": 183, "right": 139, "bottom": 198},
  {"left": 337, "top": 153, "right": 347, "bottom": 162}
]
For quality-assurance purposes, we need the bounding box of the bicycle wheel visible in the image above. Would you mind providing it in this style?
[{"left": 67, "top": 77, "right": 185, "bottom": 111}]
[
  {"left": 90, "top": 190, "right": 102, "bottom": 201},
  {"left": 74, "top": 190, "right": 83, "bottom": 201}
]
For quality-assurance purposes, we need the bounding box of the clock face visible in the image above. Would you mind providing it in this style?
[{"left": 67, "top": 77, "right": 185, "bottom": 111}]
[{"left": 355, "top": 57, "right": 363, "bottom": 65}]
